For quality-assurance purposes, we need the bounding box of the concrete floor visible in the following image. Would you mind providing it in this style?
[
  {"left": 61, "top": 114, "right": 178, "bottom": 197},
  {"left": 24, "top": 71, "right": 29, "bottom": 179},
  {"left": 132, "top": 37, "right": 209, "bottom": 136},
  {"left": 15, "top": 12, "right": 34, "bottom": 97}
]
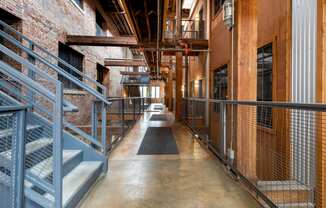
[{"left": 81, "top": 106, "right": 261, "bottom": 208}]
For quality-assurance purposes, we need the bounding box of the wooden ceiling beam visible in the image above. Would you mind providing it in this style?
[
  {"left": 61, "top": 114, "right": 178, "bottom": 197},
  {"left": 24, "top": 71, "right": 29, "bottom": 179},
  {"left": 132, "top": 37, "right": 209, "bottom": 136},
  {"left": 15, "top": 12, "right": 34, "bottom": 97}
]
[
  {"left": 144, "top": 0, "right": 152, "bottom": 41},
  {"left": 104, "top": 59, "right": 147, "bottom": 67},
  {"left": 66, "top": 36, "right": 208, "bottom": 49},
  {"left": 120, "top": 71, "right": 149, "bottom": 75},
  {"left": 66, "top": 35, "right": 138, "bottom": 46}
]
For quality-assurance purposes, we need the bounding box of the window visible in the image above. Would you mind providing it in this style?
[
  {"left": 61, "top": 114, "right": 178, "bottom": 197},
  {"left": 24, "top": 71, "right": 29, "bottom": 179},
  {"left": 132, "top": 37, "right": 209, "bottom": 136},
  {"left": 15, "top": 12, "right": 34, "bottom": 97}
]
[
  {"left": 213, "top": 65, "right": 228, "bottom": 112},
  {"left": 96, "top": 10, "right": 106, "bottom": 36},
  {"left": 213, "top": 65, "right": 228, "bottom": 100},
  {"left": 97, "top": 64, "right": 109, "bottom": 93},
  {"left": 198, "top": 8, "right": 205, "bottom": 39},
  {"left": 72, "top": 0, "right": 83, "bottom": 9},
  {"left": 58, "top": 43, "right": 84, "bottom": 90},
  {"left": 257, "top": 43, "right": 273, "bottom": 128},
  {"left": 213, "top": 0, "right": 225, "bottom": 16},
  {"left": 197, "top": 79, "right": 203, "bottom": 98},
  {"left": 140, "top": 86, "right": 149, "bottom": 97},
  {"left": 190, "top": 81, "right": 195, "bottom": 97},
  {"left": 151, "top": 86, "right": 160, "bottom": 98}
]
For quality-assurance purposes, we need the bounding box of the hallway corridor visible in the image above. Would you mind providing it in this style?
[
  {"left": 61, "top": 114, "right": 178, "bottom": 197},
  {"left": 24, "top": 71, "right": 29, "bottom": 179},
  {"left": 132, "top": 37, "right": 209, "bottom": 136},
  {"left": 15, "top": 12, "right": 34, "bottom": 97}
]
[{"left": 81, "top": 105, "right": 260, "bottom": 208}]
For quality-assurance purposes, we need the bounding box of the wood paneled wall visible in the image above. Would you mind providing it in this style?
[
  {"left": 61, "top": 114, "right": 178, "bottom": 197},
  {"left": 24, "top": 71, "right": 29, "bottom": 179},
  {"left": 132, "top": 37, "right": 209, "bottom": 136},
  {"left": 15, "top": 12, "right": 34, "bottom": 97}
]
[{"left": 316, "top": 0, "right": 326, "bottom": 207}]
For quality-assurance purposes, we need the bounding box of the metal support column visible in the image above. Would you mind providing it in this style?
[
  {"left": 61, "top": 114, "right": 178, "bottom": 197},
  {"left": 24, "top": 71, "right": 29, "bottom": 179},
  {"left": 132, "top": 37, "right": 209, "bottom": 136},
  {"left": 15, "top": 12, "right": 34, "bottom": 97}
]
[
  {"left": 101, "top": 101, "right": 108, "bottom": 173},
  {"left": 53, "top": 83, "right": 63, "bottom": 208},
  {"left": 12, "top": 109, "right": 27, "bottom": 208}
]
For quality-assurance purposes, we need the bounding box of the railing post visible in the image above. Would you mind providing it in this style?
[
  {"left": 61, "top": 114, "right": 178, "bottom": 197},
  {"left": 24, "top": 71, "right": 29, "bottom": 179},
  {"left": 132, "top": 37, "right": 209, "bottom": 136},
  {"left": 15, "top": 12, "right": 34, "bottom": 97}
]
[
  {"left": 12, "top": 109, "right": 27, "bottom": 208},
  {"left": 133, "top": 98, "right": 136, "bottom": 121},
  {"left": 121, "top": 99, "right": 125, "bottom": 137},
  {"left": 27, "top": 43, "right": 35, "bottom": 106},
  {"left": 91, "top": 101, "right": 98, "bottom": 140},
  {"left": 53, "top": 83, "right": 63, "bottom": 208},
  {"left": 101, "top": 101, "right": 108, "bottom": 173},
  {"left": 219, "top": 102, "right": 227, "bottom": 157},
  {"left": 138, "top": 99, "right": 141, "bottom": 116}
]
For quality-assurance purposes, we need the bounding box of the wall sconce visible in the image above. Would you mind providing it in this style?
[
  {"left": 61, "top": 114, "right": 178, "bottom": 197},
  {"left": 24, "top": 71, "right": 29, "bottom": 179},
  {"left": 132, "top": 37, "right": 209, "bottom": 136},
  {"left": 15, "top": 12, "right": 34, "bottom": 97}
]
[
  {"left": 181, "top": 85, "right": 185, "bottom": 92},
  {"left": 223, "top": 0, "right": 234, "bottom": 30}
]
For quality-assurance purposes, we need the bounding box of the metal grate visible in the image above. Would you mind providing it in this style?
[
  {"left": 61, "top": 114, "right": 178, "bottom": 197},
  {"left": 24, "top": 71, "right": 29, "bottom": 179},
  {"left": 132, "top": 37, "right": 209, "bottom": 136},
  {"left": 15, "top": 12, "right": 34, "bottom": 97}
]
[
  {"left": 0, "top": 106, "right": 28, "bottom": 208},
  {"left": 183, "top": 98, "right": 323, "bottom": 208},
  {"left": 106, "top": 97, "right": 148, "bottom": 151}
]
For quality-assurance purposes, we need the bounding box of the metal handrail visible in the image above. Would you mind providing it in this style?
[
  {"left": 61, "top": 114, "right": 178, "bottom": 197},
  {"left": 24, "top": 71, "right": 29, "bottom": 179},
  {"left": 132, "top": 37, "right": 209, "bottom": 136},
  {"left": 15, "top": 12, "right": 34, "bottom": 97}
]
[
  {"left": 183, "top": 97, "right": 326, "bottom": 111},
  {"left": 0, "top": 19, "right": 107, "bottom": 99},
  {"left": 0, "top": 59, "right": 63, "bottom": 207},
  {"left": 0, "top": 19, "right": 109, "bottom": 208},
  {"left": 0, "top": 45, "right": 77, "bottom": 110},
  {"left": 0, "top": 30, "right": 109, "bottom": 105},
  {"left": 0, "top": 105, "right": 30, "bottom": 113},
  {"left": 182, "top": 97, "right": 320, "bottom": 208},
  {"left": 107, "top": 97, "right": 150, "bottom": 101},
  {"left": 0, "top": 61, "right": 60, "bottom": 103}
]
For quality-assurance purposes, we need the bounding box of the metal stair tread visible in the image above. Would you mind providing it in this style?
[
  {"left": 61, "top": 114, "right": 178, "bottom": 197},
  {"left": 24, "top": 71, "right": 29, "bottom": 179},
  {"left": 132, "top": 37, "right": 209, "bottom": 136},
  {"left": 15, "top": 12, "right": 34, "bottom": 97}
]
[
  {"left": 26, "top": 150, "right": 83, "bottom": 187},
  {"left": 44, "top": 161, "right": 102, "bottom": 207},
  {"left": 0, "top": 137, "right": 52, "bottom": 160},
  {"left": 257, "top": 180, "right": 311, "bottom": 191},
  {"left": 0, "top": 124, "right": 41, "bottom": 138}
]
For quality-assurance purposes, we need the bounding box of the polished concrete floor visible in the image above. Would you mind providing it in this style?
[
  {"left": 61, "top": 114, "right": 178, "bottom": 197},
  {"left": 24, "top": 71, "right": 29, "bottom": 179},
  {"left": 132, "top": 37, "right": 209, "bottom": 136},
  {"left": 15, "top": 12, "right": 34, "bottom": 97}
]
[{"left": 81, "top": 105, "right": 261, "bottom": 208}]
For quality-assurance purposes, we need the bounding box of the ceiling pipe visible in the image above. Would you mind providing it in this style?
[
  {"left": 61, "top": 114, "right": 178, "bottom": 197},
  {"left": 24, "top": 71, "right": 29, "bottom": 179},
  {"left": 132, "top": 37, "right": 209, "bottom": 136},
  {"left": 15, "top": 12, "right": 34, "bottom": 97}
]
[
  {"left": 156, "top": 0, "right": 161, "bottom": 79},
  {"left": 143, "top": 48, "right": 210, "bottom": 52}
]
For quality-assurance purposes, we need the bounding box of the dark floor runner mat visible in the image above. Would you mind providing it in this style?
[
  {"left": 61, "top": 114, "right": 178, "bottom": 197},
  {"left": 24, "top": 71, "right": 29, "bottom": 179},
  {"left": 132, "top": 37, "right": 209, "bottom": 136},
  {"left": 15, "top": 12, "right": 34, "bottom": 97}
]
[
  {"left": 137, "top": 127, "right": 179, "bottom": 155},
  {"left": 149, "top": 114, "right": 168, "bottom": 121}
]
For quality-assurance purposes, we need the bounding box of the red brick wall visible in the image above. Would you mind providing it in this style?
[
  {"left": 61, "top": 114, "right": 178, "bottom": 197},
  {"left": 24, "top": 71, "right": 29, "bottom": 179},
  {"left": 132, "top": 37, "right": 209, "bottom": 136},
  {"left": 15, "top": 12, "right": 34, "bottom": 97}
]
[{"left": 0, "top": 0, "right": 126, "bottom": 125}]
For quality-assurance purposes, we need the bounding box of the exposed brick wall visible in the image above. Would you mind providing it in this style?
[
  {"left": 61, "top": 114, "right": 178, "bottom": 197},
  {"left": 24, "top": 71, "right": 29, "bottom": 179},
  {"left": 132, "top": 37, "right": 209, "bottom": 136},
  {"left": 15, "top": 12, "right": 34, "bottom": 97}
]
[
  {"left": 0, "top": 0, "right": 130, "bottom": 125},
  {"left": 0, "top": 0, "right": 23, "bottom": 18}
]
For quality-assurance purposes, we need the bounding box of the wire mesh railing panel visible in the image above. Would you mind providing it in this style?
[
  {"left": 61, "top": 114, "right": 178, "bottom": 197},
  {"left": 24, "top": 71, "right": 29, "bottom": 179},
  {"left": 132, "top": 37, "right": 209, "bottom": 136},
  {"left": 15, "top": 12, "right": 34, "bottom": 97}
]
[
  {"left": 0, "top": 107, "right": 28, "bottom": 208},
  {"left": 0, "top": 20, "right": 108, "bottom": 156},
  {"left": 189, "top": 100, "right": 208, "bottom": 140},
  {"left": 0, "top": 112, "right": 15, "bottom": 207},
  {"left": 0, "top": 62, "right": 58, "bottom": 203},
  {"left": 107, "top": 98, "right": 148, "bottom": 152},
  {"left": 182, "top": 98, "right": 323, "bottom": 208}
]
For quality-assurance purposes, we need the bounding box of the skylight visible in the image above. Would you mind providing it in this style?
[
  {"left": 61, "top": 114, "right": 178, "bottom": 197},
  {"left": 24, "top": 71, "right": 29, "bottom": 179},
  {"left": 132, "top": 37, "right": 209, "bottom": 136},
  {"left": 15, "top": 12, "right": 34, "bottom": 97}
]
[{"left": 182, "top": 0, "right": 195, "bottom": 9}]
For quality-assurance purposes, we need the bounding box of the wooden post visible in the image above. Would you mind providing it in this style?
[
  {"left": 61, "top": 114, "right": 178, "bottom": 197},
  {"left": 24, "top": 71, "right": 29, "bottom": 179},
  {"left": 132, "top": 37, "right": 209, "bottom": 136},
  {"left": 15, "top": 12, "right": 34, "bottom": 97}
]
[
  {"left": 175, "top": 0, "right": 182, "bottom": 40},
  {"left": 233, "top": 0, "right": 258, "bottom": 179},
  {"left": 175, "top": 52, "right": 183, "bottom": 120},
  {"left": 175, "top": 0, "right": 183, "bottom": 120},
  {"left": 167, "top": 68, "right": 174, "bottom": 111},
  {"left": 316, "top": 0, "right": 326, "bottom": 207}
]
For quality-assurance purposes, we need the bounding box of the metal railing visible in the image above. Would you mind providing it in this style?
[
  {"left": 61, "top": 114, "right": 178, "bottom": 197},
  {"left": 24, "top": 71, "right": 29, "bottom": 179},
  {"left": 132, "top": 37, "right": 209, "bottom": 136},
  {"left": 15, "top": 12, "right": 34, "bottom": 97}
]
[
  {"left": 0, "top": 60, "right": 63, "bottom": 207},
  {"left": 164, "top": 18, "right": 206, "bottom": 40},
  {"left": 0, "top": 19, "right": 107, "bottom": 99},
  {"left": 0, "top": 19, "right": 109, "bottom": 149},
  {"left": 0, "top": 20, "right": 109, "bottom": 207},
  {"left": 182, "top": 97, "right": 323, "bottom": 208},
  {"left": 106, "top": 97, "right": 150, "bottom": 151},
  {"left": 0, "top": 105, "right": 28, "bottom": 208}
]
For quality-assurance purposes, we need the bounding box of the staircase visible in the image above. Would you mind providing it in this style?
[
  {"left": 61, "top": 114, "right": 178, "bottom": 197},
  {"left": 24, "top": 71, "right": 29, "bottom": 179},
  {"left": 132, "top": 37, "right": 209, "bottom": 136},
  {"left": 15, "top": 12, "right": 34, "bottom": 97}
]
[{"left": 0, "top": 19, "right": 109, "bottom": 208}]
